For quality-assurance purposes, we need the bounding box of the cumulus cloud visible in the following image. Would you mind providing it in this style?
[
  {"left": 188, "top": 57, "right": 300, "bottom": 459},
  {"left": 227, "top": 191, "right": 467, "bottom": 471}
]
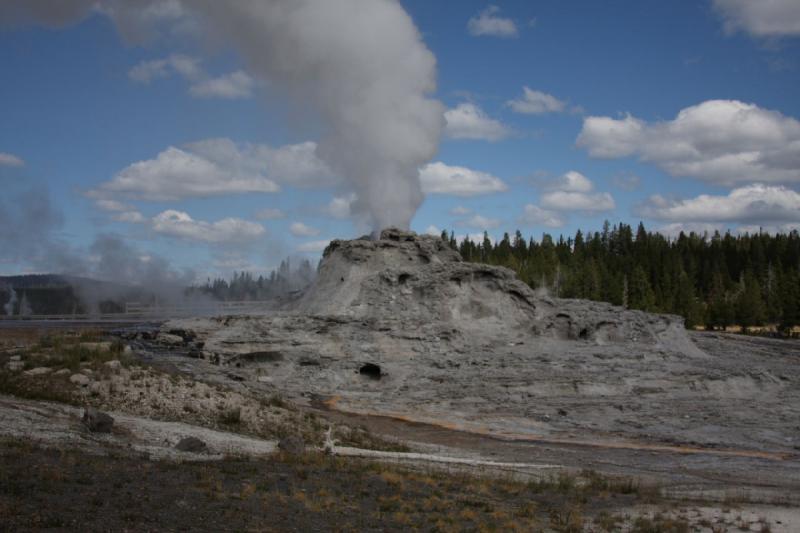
[
  {"left": 289, "top": 221, "right": 320, "bottom": 237},
  {"left": 468, "top": 5, "right": 518, "bottom": 38},
  {"left": 637, "top": 184, "right": 800, "bottom": 226},
  {"left": 94, "top": 199, "right": 132, "bottom": 212},
  {"left": 151, "top": 209, "right": 265, "bottom": 244},
  {"left": 0, "top": 152, "right": 24, "bottom": 167},
  {"left": 577, "top": 100, "right": 800, "bottom": 186},
  {"left": 254, "top": 208, "right": 285, "bottom": 220},
  {"left": 113, "top": 211, "right": 146, "bottom": 224},
  {"left": 189, "top": 70, "right": 255, "bottom": 99},
  {"left": 455, "top": 214, "right": 501, "bottom": 230},
  {"left": 546, "top": 170, "right": 593, "bottom": 193},
  {"left": 519, "top": 171, "right": 614, "bottom": 228},
  {"left": 420, "top": 162, "right": 508, "bottom": 196},
  {"left": 713, "top": 0, "right": 800, "bottom": 37},
  {"left": 540, "top": 190, "right": 615, "bottom": 212},
  {"left": 326, "top": 193, "right": 357, "bottom": 219},
  {"left": 94, "top": 138, "right": 331, "bottom": 201},
  {"left": 296, "top": 239, "right": 331, "bottom": 253},
  {"left": 444, "top": 103, "right": 511, "bottom": 141},
  {"left": 424, "top": 225, "right": 442, "bottom": 236},
  {"left": 449, "top": 205, "right": 473, "bottom": 216},
  {"left": 538, "top": 171, "right": 615, "bottom": 212},
  {"left": 507, "top": 87, "right": 567, "bottom": 115},
  {"left": 128, "top": 53, "right": 200, "bottom": 83},
  {"left": 129, "top": 54, "right": 254, "bottom": 99},
  {"left": 518, "top": 204, "right": 565, "bottom": 228}
]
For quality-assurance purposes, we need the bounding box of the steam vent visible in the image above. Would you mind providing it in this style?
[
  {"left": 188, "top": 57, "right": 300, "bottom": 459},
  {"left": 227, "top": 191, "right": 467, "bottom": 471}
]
[{"left": 165, "top": 229, "right": 796, "bottom": 454}]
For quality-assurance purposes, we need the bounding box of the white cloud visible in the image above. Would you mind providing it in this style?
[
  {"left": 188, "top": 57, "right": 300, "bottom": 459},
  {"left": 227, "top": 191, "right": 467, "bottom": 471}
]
[
  {"left": 129, "top": 54, "right": 254, "bottom": 99},
  {"left": 189, "top": 70, "right": 255, "bottom": 99},
  {"left": 420, "top": 162, "right": 508, "bottom": 196},
  {"left": 99, "top": 146, "right": 278, "bottom": 201},
  {"left": 424, "top": 225, "right": 442, "bottom": 236},
  {"left": 713, "top": 0, "right": 800, "bottom": 37},
  {"left": 113, "top": 211, "right": 146, "bottom": 224},
  {"left": 507, "top": 87, "right": 567, "bottom": 115},
  {"left": 540, "top": 190, "right": 616, "bottom": 212},
  {"left": 94, "top": 199, "right": 131, "bottom": 212},
  {"left": 296, "top": 239, "right": 331, "bottom": 253},
  {"left": 128, "top": 54, "right": 201, "bottom": 83},
  {"left": 444, "top": 102, "right": 511, "bottom": 141},
  {"left": 547, "top": 170, "right": 593, "bottom": 192},
  {"left": 326, "top": 193, "right": 357, "bottom": 219},
  {"left": 577, "top": 100, "right": 800, "bottom": 186},
  {"left": 455, "top": 214, "right": 501, "bottom": 230},
  {"left": 151, "top": 209, "right": 265, "bottom": 244},
  {"left": 290, "top": 221, "right": 320, "bottom": 237},
  {"left": 468, "top": 5, "right": 518, "bottom": 38},
  {"left": 519, "top": 204, "right": 565, "bottom": 228},
  {"left": 254, "top": 207, "right": 285, "bottom": 220},
  {"left": 95, "top": 138, "right": 331, "bottom": 201},
  {"left": 637, "top": 184, "right": 800, "bottom": 226},
  {"left": 449, "top": 205, "right": 472, "bottom": 216},
  {"left": 0, "top": 152, "right": 24, "bottom": 167},
  {"left": 520, "top": 170, "right": 614, "bottom": 228}
]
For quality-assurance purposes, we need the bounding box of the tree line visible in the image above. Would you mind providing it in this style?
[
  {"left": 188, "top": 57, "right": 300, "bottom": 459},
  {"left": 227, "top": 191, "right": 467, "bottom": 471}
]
[
  {"left": 442, "top": 222, "right": 800, "bottom": 332},
  {"left": 187, "top": 258, "right": 315, "bottom": 301}
]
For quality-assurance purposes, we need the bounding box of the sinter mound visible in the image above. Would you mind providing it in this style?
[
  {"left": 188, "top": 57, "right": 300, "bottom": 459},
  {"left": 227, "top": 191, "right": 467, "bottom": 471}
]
[
  {"left": 163, "top": 229, "right": 799, "bottom": 454},
  {"left": 294, "top": 228, "right": 698, "bottom": 351}
]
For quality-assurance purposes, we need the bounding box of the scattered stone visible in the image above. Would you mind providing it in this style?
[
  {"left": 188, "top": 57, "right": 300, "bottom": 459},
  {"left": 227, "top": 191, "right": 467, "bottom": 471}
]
[
  {"left": 105, "top": 360, "right": 122, "bottom": 372},
  {"left": 54, "top": 368, "right": 71, "bottom": 376},
  {"left": 175, "top": 436, "right": 207, "bottom": 453},
  {"left": 278, "top": 435, "right": 305, "bottom": 455},
  {"left": 70, "top": 374, "right": 90, "bottom": 387},
  {"left": 82, "top": 407, "right": 114, "bottom": 433},
  {"left": 157, "top": 333, "right": 185, "bottom": 346},
  {"left": 5, "top": 361, "right": 24, "bottom": 372},
  {"left": 9, "top": 355, "right": 21, "bottom": 362},
  {"left": 24, "top": 367, "right": 53, "bottom": 377},
  {"left": 79, "top": 342, "right": 112, "bottom": 352}
]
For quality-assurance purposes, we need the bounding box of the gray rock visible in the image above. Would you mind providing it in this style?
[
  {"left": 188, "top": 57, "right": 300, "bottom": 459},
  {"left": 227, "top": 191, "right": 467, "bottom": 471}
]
[
  {"left": 157, "top": 333, "right": 185, "bottom": 346},
  {"left": 6, "top": 361, "right": 24, "bottom": 372},
  {"left": 82, "top": 407, "right": 114, "bottom": 433},
  {"left": 104, "top": 360, "right": 122, "bottom": 372},
  {"left": 79, "top": 342, "right": 112, "bottom": 352},
  {"left": 175, "top": 436, "right": 207, "bottom": 453},
  {"left": 24, "top": 367, "right": 53, "bottom": 377},
  {"left": 70, "top": 373, "right": 90, "bottom": 387},
  {"left": 278, "top": 435, "right": 305, "bottom": 455}
]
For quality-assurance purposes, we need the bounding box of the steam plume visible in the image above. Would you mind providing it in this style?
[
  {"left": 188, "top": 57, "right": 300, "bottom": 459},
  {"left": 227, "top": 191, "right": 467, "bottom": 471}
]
[{"left": 1, "top": 0, "right": 445, "bottom": 231}]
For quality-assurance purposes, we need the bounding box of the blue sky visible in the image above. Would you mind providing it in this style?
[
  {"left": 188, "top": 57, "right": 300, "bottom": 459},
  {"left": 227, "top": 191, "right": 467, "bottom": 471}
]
[{"left": 1, "top": 0, "right": 800, "bottom": 280}]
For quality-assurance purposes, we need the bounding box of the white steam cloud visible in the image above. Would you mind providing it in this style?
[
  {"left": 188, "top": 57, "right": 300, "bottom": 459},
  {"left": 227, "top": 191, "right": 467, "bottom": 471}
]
[{"left": 2, "top": 0, "right": 444, "bottom": 232}]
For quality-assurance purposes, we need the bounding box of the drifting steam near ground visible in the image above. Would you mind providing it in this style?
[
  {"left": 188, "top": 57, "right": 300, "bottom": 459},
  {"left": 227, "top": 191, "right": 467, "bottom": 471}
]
[{"left": 2, "top": 0, "right": 444, "bottom": 231}]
